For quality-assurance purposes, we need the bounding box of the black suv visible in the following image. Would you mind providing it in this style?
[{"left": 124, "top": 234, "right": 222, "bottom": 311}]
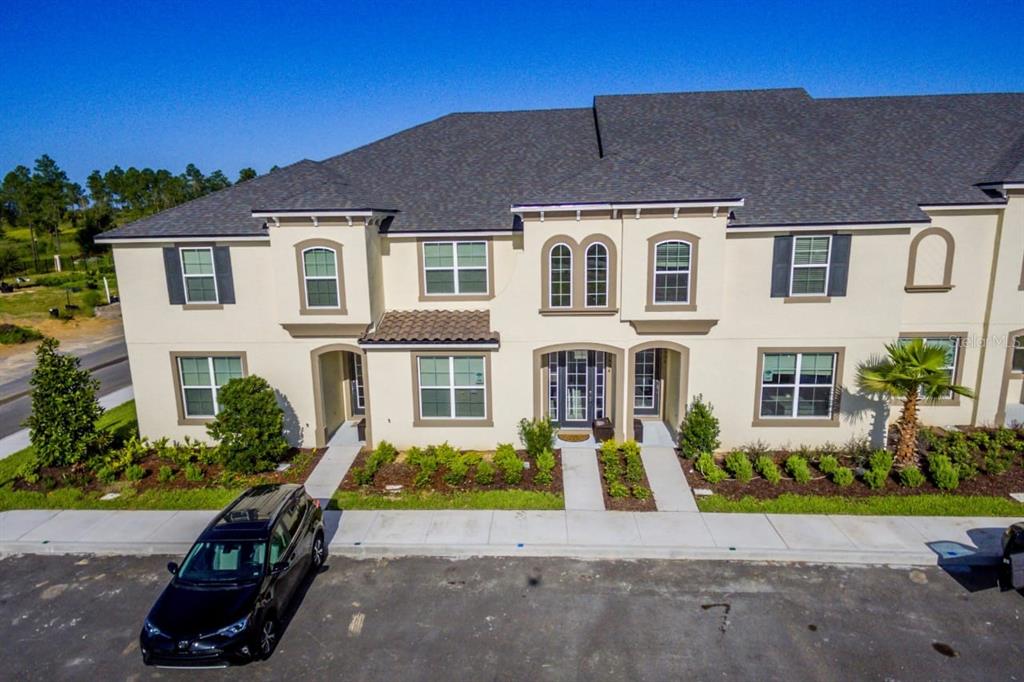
[{"left": 140, "top": 484, "right": 325, "bottom": 667}]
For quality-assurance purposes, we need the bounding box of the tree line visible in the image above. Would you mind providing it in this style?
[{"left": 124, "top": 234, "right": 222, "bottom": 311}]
[{"left": 0, "top": 154, "right": 263, "bottom": 276}]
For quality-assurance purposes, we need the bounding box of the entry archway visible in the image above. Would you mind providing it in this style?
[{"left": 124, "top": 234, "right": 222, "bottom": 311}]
[{"left": 310, "top": 343, "right": 370, "bottom": 448}]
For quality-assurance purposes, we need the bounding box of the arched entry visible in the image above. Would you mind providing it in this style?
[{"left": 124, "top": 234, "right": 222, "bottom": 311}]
[
  {"left": 310, "top": 343, "right": 370, "bottom": 447},
  {"left": 532, "top": 343, "right": 626, "bottom": 441},
  {"left": 626, "top": 341, "right": 689, "bottom": 443}
]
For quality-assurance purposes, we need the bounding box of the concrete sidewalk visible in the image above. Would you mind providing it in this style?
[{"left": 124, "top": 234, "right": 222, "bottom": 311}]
[
  {"left": 0, "top": 386, "right": 135, "bottom": 460},
  {"left": 2, "top": 507, "right": 1015, "bottom": 567}
]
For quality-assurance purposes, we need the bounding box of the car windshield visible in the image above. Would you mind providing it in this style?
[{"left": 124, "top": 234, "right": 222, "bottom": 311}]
[{"left": 177, "top": 540, "right": 267, "bottom": 583}]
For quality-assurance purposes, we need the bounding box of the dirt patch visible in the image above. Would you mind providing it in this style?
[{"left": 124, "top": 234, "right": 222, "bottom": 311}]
[
  {"left": 0, "top": 316, "right": 123, "bottom": 373},
  {"left": 12, "top": 448, "right": 326, "bottom": 495},
  {"left": 340, "top": 448, "right": 563, "bottom": 495},
  {"left": 681, "top": 454, "right": 1024, "bottom": 500}
]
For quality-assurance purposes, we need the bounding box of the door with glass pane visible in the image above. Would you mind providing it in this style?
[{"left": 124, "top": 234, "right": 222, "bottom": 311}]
[
  {"left": 547, "top": 351, "right": 607, "bottom": 426},
  {"left": 633, "top": 349, "right": 661, "bottom": 416},
  {"left": 349, "top": 353, "right": 365, "bottom": 416}
]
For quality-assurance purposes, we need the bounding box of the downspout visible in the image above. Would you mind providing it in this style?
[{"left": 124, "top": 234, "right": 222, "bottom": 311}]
[{"left": 970, "top": 207, "right": 1006, "bottom": 425}]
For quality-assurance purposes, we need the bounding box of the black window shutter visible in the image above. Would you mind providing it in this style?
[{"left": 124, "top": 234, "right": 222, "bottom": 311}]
[
  {"left": 213, "top": 246, "right": 235, "bottom": 304},
  {"left": 827, "top": 234, "right": 852, "bottom": 297},
  {"left": 770, "top": 235, "right": 793, "bottom": 297},
  {"left": 162, "top": 247, "right": 185, "bottom": 304}
]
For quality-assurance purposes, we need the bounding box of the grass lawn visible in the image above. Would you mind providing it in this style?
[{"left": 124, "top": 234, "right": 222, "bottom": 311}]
[
  {"left": 697, "top": 493, "right": 1024, "bottom": 516},
  {"left": 330, "top": 489, "right": 564, "bottom": 510},
  {"left": 0, "top": 401, "right": 242, "bottom": 511}
]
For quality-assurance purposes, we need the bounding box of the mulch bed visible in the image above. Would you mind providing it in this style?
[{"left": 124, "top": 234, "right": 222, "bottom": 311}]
[
  {"left": 13, "top": 447, "right": 326, "bottom": 495},
  {"left": 339, "top": 448, "right": 564, "bottom": 495},
  {"left": 681, "top": 454, "right": 1024, "bottom": 501},
  {"left": 598, "top": 449, "right": 657, "bottom": 512}
]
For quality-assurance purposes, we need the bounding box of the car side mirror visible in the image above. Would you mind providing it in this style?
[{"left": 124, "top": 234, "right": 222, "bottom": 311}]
[{"left": 167, "top": 561, "right": 178, "bottom": 575}]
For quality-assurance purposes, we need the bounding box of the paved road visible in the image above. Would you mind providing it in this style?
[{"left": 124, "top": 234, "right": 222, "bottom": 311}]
[
  {"left": 0, "top": 337, "right": 126, "bottom": 400},
  {"left": 0, "top": 359, "right": 131, "bottom": 439},
  {"left": 0, "top": 555, "right": 1020, "bottom": 680}
]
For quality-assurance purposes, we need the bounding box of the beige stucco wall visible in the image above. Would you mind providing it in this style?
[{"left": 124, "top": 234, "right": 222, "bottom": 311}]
[{"left": 114, "top": 200, "right": 1019, "bottom": 455}]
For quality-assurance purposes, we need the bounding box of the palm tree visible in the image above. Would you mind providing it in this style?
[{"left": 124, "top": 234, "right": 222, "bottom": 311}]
[{"left": 857, "top": 338, "right": 974, "bottom": 466}]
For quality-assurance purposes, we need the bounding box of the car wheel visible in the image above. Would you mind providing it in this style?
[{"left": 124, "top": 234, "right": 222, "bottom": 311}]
[
  {"left": 258, "top": 616, "right": 278, "bottom": 659},
  {"left": 311, "top": 531, "right": 325, "bottom": 569}
]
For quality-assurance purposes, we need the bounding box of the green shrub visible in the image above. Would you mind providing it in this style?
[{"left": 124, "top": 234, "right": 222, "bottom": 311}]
[
  {"left": 26, "top": 337, "right": 104, "bottom": 468},
  {"left": 608, "top": 480, "right": 630, "bottom": 498},
  {"left": 742, "top": 440, "right": 771, "bottom": 458},
  {"left": 622, "top": 440, "right": 644, "bottom": 484},
  {"left": 983, "top": 445, "right": 1014, "bottom": 475},
  {"left": 534, "top": 448, "right": 556, "bottom": 486},
  {"left": 494, "top": 443, "right": 523, "bottom": 485},
  {"left": 0, "top": 323, "right": 43, "bottom": 345},
  {"left": 183, "top": 463, "right": 204, "bottom": 482},
  {"left": 678, "top": 395, "right": 720, "bottom": 458},
  {"left": 785, "top": 455, "right": 811, "bottom": 484},
  {"left": 82, "top": 290, "right": 102, "bottom": 308},
  {"left": 517, "top": 417, "right": 555, "bottom": 457},
  {"left": 868, "top": 450, "right": 894, "bottom": 475},
  {"left": 442, "top": 454, "right": 472, "bottom": 486},
  {"left": 817, "top": 455, "right": 839, "bottom": 475},
  {"left": 157, "top": 465, "right": 175, "bottom": 483},
  {"left": 724, "top": 451, "right": 754, "bottom": 483},
  {"left": 936, "top": 431, "right": 978, "bottom": 481},
  {"left": 631, "top": 485, "right": 651, "bottom": 500},
  {"left": 927, "top": 454, "right": 959, "bottom": 491},
  {"left": 406, "top": 446, "right": 439, "bottom": 487},
  {"left": 598, "top": 440, "right": 623, "bottom": 483},
  {"left": 832, "top": 467, "right": 854, "bottom": 487},
  {"left": 695, "top": 452, "right": 728, "bottom": 484},
  {"left": 753, "top": 455, "right": 781, "bottom": 484},
  {"left": 434, "top": 442, "right": 460, "bottom": 468},
  {"left": 206, "top": 375, "right": 288, "bottom": 473},
  {"left": 123, "top": 464, "right": 146, "bottom": 481},
  {"left": 95, "top": 465, "right": 117, "bottom": 485},
  {"left": 474, "top": 459, "right": 496, "bottom": 485},
  {"left": 862, "top": 468, "right": 888, "bottom": 490},
  {"left": 899, "top": 466, "right": 926, "bottom": 488},
  {"left": 353, "top": 440, "right": 399, "bottom": 485}
]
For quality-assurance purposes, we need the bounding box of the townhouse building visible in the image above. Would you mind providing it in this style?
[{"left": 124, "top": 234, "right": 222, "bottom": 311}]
[{"left": 98, "top": 88, "right": 1024, "bottom": 451}]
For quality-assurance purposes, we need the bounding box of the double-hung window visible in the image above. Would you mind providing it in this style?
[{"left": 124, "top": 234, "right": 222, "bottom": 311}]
[
  {"left": 1013, "top": 336, "right": 1024, "bottom": 373},
  {"left": 180, "top": 247, "right": 218, "bottom": 303},
  {"left": 418, "top": 356, "right": 486, "bottom": 419},
  {"left": 548, "top": 243, "right": 572, "bottom": 307},
  {"left": 423, "top": 241, "right": 488, "bottom": 295},
  {"left": 759, "top": 352, "right": 837, "bottom": 418},
  {"left": 790, "top": 236, "right": 831, "bottom": 296},
  {"left": 585, "top": 243, "right": 609, "bottom": 307},
  {"left": 302, "top": 247, "right": 340, "bottom": 308},
  {"left": 652, "top": 240, "right": 691, "bottom": 304},
  {"left": 178, "top": 356, "right": 243, "bottom": 418},
  {"left": 899, "top": 336, "right": 961, "bottom": 399}
]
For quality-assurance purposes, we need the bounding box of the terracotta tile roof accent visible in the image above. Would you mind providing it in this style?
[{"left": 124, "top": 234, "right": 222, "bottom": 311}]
[{"left": 360, "top": 310, "right": 499, "bottom": 345}]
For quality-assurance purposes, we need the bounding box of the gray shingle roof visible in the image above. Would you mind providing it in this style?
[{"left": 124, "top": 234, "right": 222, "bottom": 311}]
[
  {"left": 102, "top": 88, "right": 1024, "bottom": 240},
  {"left": 360, "top": 310, "right": 498, "bottom": 345}
]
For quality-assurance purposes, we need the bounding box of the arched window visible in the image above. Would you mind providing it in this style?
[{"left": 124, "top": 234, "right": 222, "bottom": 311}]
[
  {"left": 549, "top": 243, "right": 572, "bottom": 308},
  {"left": 303, "top": 247, "right": 340, "bottom": 308},
  {"left": 653, "top": 240, "right": 691, "bottom": 304},
  {"left": 585, "top": 242, "right": 608, "bottom": 307}
]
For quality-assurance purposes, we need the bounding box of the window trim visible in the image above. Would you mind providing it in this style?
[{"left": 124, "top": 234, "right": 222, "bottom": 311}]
[
  {"left": 651, "top": 239, "right": 692, "bottom": 306},
  {"left": 905, "top": 227, "right": 955, "bottom": 293},
  {"left": 411, "top": 351, "right": 493, "bottom": 427},
  {"left": 179, "top": 246, "right": 219, "bottom": 305},
  {"left": 301, "top": 246, "right": 342, "bottom": 310},
  {"left": 789, "top": 235, "right": 832, "bottom": 297},
  {"left": 294, "top": 239, "right": 347, "bottom": 315},
  {"left": 417, "top": 239, "right": 494, "bottom": 301},
  {"left": 752, "top": 346, "right": 844, "bottom": 427},
  {"left": 169, "top": 351, "right": 248, "bottom": 426},
  {"left": 897, "top": 332, "right": 968, "bottom": 406},
  {"left": 548, "top": 242, "right": 573, "bottom": 309},
  {"left": 584, "top": 241, "right": 610, "bottom": 308},
  {"left": 645, "top": 231, "right": 699, "bottom": 312}
]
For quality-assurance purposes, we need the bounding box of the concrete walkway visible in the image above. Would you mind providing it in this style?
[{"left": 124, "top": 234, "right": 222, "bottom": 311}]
[
  {"left": 2, "top": 508, "right": 1016, "bottom": 566},
  {"left": 637, "top": 421, "right": 698, "bottom": 512},
  {"left": 0, "top": 386, "right": 135, "bottom": 460},
  {"left": 560, "top": 447, "right": 605, "bottom": 510},
  {"left": 303, "top": 421, "right": 363, "bottom": 501}
]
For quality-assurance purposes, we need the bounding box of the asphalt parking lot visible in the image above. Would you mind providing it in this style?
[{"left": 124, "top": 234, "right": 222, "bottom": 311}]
[{"left": 0, "top": 554, "right": 1020, "bottom": 681}]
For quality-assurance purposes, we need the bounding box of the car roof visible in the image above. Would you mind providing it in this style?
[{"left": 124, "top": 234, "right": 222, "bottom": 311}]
[{"left": 202, "top": 484, "right": 303, "bottom": 541}]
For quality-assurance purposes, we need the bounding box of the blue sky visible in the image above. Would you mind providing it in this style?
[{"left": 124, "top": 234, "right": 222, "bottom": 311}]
[{"left": 2, "top": 0, "right": 1023, "bottom": 184}]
